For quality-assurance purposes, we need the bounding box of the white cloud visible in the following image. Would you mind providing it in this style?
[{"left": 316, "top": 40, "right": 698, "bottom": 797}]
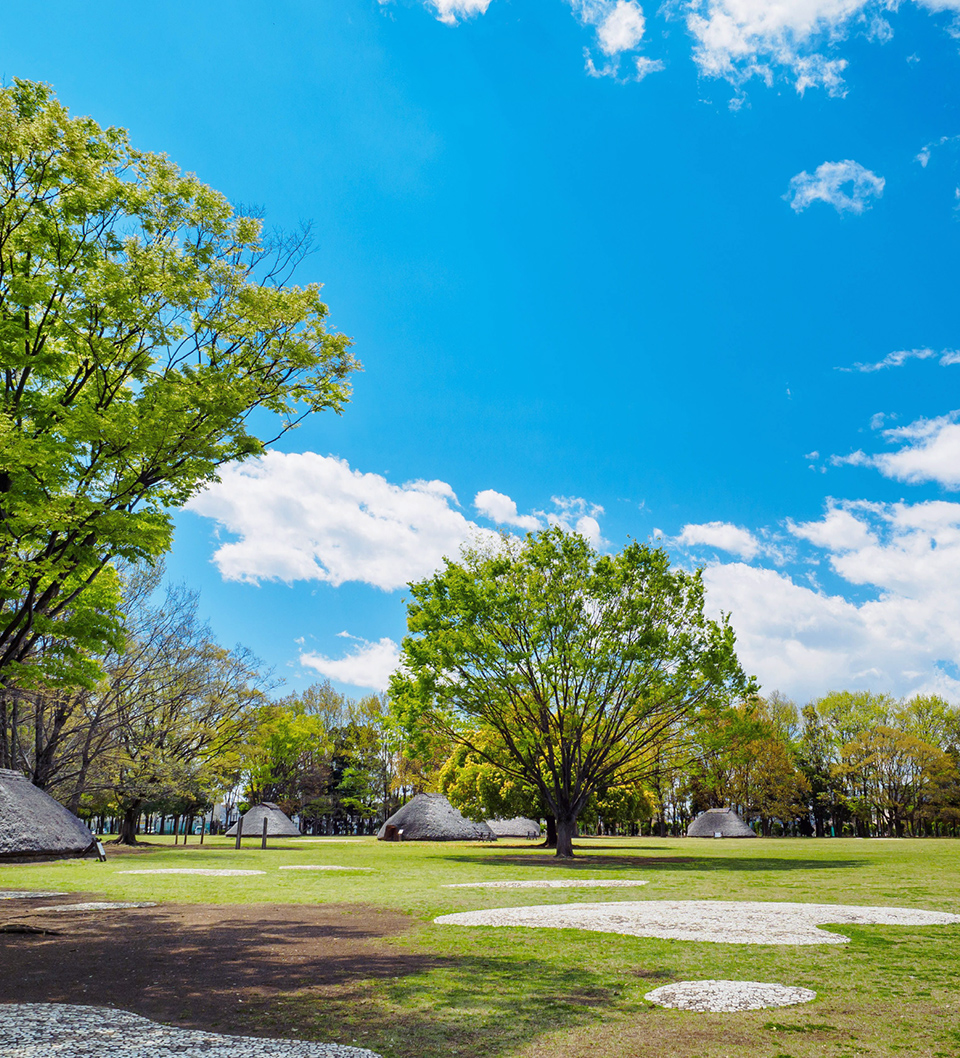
[
  {"left": 474, "top": 490, "right": 543, "bottom": 531},
  {"left": 839, "top": 347, "right": 960, "bottom": 372},
  {"left": 544, "top": 495, "right": 606, "bottom": 546},
  {"left": 300, "top": 636, "right": 401, "bottom": 692},
  {"left": 634, "top": 56, "right": 667, "bottom": 78},
  {"left": 187, "top": 453, "right": 605, "bottom": 589},
  {"left": 677, "top": 521, "right": 763, "bottom": 560},
  {"left": 830, "top": 413, "right": 960, "bottom": 489},
  {"left": 186, "top": 451, "right": 497, "bottom": 590},
  {"left": 917, "top": 134, "right": 960, "bottom": 167},
  {"left": 786, "top": 160, "right": 884, "bottom": 213},
  {"left": 788, "top": 503, "right": 876, "bottom": 551},
  {"left": 872, "top": 413, "right": 960, "bottom": 488},
  {"left": 572, "top": 0, "right": 663, "bottom": 78},
  {"left": 424, "top": 0, "right": 492, "bottom": 25},
  {"left": 698, "top": 499, "right": 960, "bottom": 701}
]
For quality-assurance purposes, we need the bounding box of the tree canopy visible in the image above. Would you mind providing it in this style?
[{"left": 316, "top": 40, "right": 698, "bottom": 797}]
[
  {"left": 392, "top": 527, "right": 752, "bottom": 856},
  {"left": 0, "top": 79, "right": 357, "bottom": 688}
]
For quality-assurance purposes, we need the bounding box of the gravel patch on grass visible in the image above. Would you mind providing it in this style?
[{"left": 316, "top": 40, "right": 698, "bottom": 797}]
[
  {"left": 277, "top": 865, "right": 373, "bottom": 871},
  {"left": 435, "top": 900, "right": 960, "bottom": 944},
  {"left": 118, "top": 869, "right": 266, "bottom": 876},
  {"left": 444, "top": 880, "right": 648, "bottom": 889},
  {"left": 0, "top": 1003, "right": 381, "bottom": 1057},
  {"left": 0, "top": 891, "right": 65, "bottom": 899},
  {"left": 644, "top": 980, "right": 817, "bottom": 1011},
  {"left": 32, "top": 902, "right": 157, "bottom": 913}
]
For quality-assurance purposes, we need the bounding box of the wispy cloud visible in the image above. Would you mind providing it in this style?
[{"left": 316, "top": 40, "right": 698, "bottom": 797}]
[
  {"left": 839, "top": 347, "right": 960, "bottom": 372},
  {"left": 916, "top": 133, "right": 960, "bottom": 167},
  {"left": 785, "top": 160, "right": 884, "bottom": 213}
]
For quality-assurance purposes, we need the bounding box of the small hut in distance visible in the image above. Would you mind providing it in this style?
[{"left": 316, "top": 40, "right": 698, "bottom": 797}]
[
  {"left": 486, "top": 817, "right": 541, "bottom": 839},
  {"left": 226, "top": 802, "right": 301, "bottom": 839},
  {"left": 378, "top": 793, "right": 496, "bottom": 841},
  {"left": 687, "top": 807, "right": 757, "bottom": 838},
  {"left": 0, "top": 767, "right": 99, "bottom": 861}
]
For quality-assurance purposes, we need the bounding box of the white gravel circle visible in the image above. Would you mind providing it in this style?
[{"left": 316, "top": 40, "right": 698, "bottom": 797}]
[
  {"left": 435, "top": 899, "right": 960, "bottom": 944},
  {"left": 445, "top": 880, "right": 648, "bottom": 889},
  {"left": 32, "top": 902, "right": 157, "bottom": 913},
  {"left": 645, "top": 979, "right": 817, "bottom": 1012},
  {"left": 119, "top": 869, "right": 266, "bottom": 876},
  {"left": 278, "top": 865, "right": 373, "bottom": 871},
  {"left": 0, "top": 891, "right": 65, "bottom": 899},
  {"left": 0, "top": 1003, "right": 381, "bottom": 1057}
]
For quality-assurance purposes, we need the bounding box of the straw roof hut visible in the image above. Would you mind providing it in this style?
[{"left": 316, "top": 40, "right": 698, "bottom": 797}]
[
  {"left": 377, "top": 793, "right": 497, "bottom": 841},
  {"left": 0, "top": 768, "right": 98, "bottom": 861},
  {"left": 225, "top": 802, "right": 300, "bottom": 838},
  {"left": 687, "top": 807, "right": 757, "bottom": 838},
  {"left": 486, "top": 816, "right": 541, "bottom": 839}
]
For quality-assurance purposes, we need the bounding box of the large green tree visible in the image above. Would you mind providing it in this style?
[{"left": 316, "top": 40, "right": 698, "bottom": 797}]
[
  {"left": 0, "top": 79, "right": 356, "bottom": 689},
  {"left": 392, "top": 527, "right": 751, "bottom": 857}
]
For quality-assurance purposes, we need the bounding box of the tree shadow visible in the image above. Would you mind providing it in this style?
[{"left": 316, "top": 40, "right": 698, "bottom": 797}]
[
  {"left": 431, "top": 851, "right": 869, "bottom": 872},
  {"left": 0, "top": 898, "right": 650, "bottom": 1058}
]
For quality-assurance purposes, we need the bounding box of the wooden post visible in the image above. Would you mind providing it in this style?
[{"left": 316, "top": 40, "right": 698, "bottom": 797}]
[
  {"left": 235, "top": 813, "right": 243, "bottom": 849},
  {"left": 261, "top": 816, "right": 268, "bottom": 849}
]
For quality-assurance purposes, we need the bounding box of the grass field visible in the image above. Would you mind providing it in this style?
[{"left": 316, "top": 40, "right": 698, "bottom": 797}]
[{"left": 1, "top": 835, "right": 959, "bottom": 1058}]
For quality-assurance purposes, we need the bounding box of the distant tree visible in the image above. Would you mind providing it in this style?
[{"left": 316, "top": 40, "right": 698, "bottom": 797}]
[
  {"left": 102, "top": 573, "right": 267, "bottom": 844},
  {"left": 0, "top": 79, "right": 356, "bottom": 692},
  {"left": 392, "top": 528, "right": 751, "bottom": 857}
]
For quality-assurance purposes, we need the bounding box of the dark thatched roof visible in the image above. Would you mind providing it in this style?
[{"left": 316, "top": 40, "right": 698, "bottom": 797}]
[
  {"left": 0, "top": 768, "right": 98, "bottom": 861},
  {"left": 225, "top": 802, "right": 301, "bottom": 837},
  {"left": 377, "top": 794, "right": 497, "bottom": 841},
  {"left": 687, "top": 807, "right": 757, "bottom": 838},
  {"left": 486, "top": 816, "right": 542, "bottom": 839}
]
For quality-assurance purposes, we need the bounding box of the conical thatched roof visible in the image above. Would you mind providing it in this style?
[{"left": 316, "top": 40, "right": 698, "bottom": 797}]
[
  {"left": 687, "top": 807, "right": 757, "bottom": 838},
  {"left": 486, "top": 816, "right": 542, "bottom": 839},
  {"left": 225, "top": 802, "right": 300, "bottom": 837},
  {"left": 0, "top": 768, "right": 98, "bottom": 861},
  {"left": 377, "top": 794, "right": 497, "bottom": 841}
]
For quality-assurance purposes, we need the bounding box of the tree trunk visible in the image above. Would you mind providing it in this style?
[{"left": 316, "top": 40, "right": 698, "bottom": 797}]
[
  {"left": 117, "top": 804, "right": 141, "bottom": 845},
  {"left": 540, "top": 815, "right": 557, "bottom": 848},
  {"left": 555, "top": 815, "right": 576, "bottom": 858}
]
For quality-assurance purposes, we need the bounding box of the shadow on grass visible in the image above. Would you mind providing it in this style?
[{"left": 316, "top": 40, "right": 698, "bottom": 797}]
[
  {"left": 432, "top": 851, "right": 869, "bottom": 873},
  {"left": 0, "top": 898, "right": 653, "bottom": 1058},
  {"left": 259, "top": 951, "right": 649, "bottom": 1058}
]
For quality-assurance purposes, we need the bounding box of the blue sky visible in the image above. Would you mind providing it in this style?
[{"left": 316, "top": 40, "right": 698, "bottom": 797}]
[{"left": 6, "top": 0, "right": 960, "bottom": 702}]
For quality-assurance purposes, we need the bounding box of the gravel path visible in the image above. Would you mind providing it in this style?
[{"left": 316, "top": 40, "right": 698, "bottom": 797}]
[
  {"left": 644, "top": 980, "right": 817, "bottom": 1011},
  {"left": 0, "top": 1004, "right": 381, "bottom": 1057},
  {"left": 435, "top": 899, "right": 960, "bottom": 944},
  {"left": 118, "top": 869, "right": 265, "bottom": 876},
  {"left": 444, "top": 880, "right": 648, "bottom": 889},
  {"left": 277, "top": 866, "right": 373, "bottom": 871}
]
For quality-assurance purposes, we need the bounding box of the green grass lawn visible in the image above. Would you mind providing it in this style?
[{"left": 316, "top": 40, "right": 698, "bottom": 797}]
[{"left": 2, "top": 835, "right": 959, "bottom": 1058}]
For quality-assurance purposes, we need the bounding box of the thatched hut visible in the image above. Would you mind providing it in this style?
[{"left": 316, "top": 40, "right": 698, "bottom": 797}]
[
  {"left": 377, "top": 793, "right": 497, "bottom": 841},
  {"left": 225, "top": 802, "right": 300, "bottom": 838},
  {"left": 486, "top": 816, "right": 541, "bottom": 839},
  {"left": 687, "top": 807, "right": 757, "bottom": 838},
  {"left": 0, "top": 768, "right": 99, "bottom": 861}
]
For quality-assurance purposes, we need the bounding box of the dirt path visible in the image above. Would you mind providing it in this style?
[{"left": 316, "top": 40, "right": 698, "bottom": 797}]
[{"left": 0, "top": 894, "right": 434, "bottom": 1038}]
